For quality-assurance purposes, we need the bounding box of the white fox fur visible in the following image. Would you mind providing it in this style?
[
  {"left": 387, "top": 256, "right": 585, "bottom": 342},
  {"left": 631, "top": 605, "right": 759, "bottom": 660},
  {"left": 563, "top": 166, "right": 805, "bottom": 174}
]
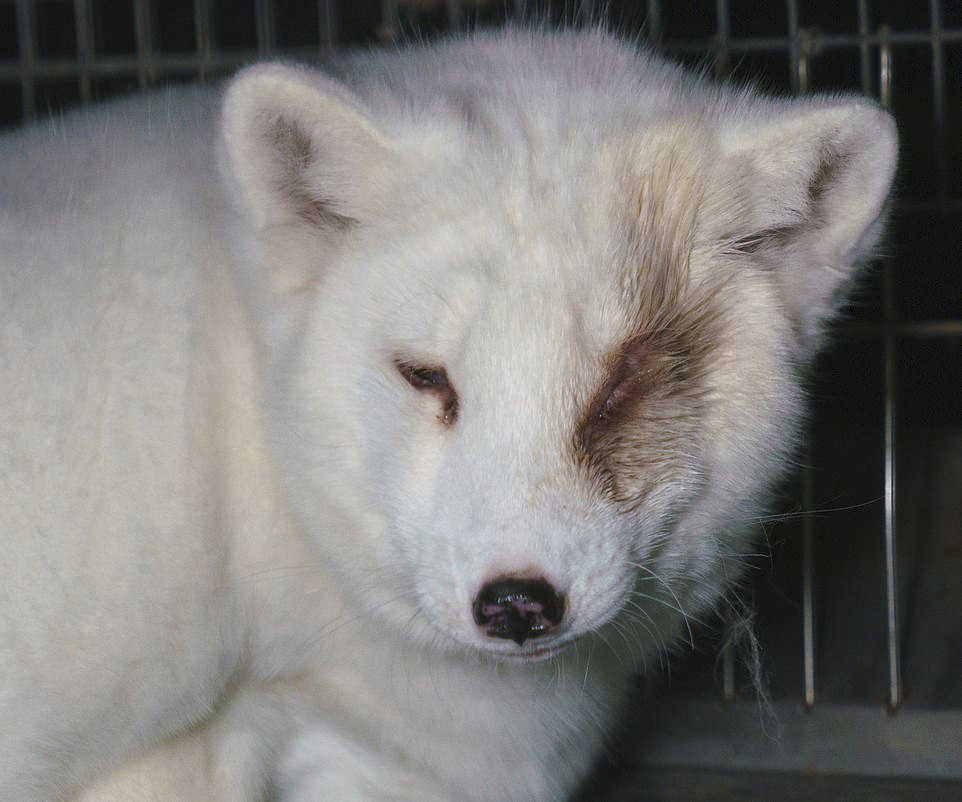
[{"left": 0, "top": 28, "right": 896, "bottom": 802}]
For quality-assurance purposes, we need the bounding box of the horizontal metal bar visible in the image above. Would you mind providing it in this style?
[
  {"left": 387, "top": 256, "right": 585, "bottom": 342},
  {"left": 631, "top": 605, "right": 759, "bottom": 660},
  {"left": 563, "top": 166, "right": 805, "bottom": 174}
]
[
  {"left": 632, "top": 701, "right": 962, "bottom": 781},
  {"left": 899, "top": 199, "right": 962, "bottom": 213},
  {"left": 5, "top": 34, "right": 960, "bottom": 87},
  {"left": 0, "top": 48, "right": 327, "bottom": 81},
  {"left": 668, "top": 27, "right": 962, "bottom": 53},
  {"left": 841, "top": 320, "right": 962, "bottom": 339}
]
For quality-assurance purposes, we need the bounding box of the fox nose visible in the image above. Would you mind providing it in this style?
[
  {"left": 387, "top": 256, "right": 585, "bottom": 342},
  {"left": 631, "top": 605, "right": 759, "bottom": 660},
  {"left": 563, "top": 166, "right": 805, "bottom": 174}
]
[{"left": 472, "top": 577, "right": 566, "bottom": 645}]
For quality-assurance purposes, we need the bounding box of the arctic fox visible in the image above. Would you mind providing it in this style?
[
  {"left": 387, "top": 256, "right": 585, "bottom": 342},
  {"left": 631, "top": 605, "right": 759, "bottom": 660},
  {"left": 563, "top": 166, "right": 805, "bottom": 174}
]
[{"left": 0, "top": 27, "right": 895, "bottom": 802}]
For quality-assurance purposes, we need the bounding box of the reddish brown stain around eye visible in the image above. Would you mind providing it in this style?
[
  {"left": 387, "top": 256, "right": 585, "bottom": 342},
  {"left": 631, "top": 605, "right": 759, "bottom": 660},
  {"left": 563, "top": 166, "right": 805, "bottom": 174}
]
[
  {"left": 395, "top": 359, "right": 460, "bottom": 426},
  {"left": 578, "top": 335, "right": 657, "bottom": 446},
  {"left": 572, "top": 311, "right": 717, "bottom": 507}
]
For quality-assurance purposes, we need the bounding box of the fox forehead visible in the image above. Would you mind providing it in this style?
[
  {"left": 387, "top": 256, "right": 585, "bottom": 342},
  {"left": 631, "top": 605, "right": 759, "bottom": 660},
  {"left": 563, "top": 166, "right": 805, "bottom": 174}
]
[
  {"left": 362, "top": 117, "right": 728, "bottom": 381},
  {"left": 375, "top": 126, "right": 720, "bottom": 304},
  {"left": 360, "top": 199, "right": 629, "bottom": 354}
]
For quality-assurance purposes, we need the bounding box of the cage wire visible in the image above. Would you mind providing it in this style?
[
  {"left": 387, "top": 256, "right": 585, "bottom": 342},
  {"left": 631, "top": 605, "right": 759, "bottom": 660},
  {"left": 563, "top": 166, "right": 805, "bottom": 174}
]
[{"left": 2, "top": 0, "right": 961, "bottom": 791}]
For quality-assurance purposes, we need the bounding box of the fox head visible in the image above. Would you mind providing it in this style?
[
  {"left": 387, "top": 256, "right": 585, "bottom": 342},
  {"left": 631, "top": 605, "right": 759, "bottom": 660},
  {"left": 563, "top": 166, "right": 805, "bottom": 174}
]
[{"left": 218, "top": 30, "right": 896, "bottom": 665}]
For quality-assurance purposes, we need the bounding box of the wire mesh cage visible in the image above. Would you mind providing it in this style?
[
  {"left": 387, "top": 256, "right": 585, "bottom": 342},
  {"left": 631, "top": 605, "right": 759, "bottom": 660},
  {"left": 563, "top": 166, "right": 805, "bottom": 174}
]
[{"left": 2, "top": 0, "right": 960, "bottom": 797}]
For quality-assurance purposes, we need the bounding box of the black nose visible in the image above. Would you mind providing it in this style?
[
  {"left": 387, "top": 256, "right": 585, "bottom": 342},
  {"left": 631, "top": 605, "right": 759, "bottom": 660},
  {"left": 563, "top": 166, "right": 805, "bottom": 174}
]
[{"left": 472, "top": 577, "right": 566, "bottom": 645}]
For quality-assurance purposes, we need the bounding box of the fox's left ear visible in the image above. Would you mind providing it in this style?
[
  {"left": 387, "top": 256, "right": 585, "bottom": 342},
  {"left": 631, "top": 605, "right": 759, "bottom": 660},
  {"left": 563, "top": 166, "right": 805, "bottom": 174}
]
[
  {"left": 219, "top": 63, "right": 396, "bottom": 288},
  {"left": 722, "top": 99, "right": 898, "bottom": 352}
]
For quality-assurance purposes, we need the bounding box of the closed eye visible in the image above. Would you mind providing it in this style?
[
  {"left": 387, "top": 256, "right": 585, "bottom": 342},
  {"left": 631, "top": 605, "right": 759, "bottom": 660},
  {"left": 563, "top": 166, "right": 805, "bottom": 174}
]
[
  {"left": 395, "top": 358, "right": 459, "bottom": 426},
  {"left": 584, "top": 336, "right": 655, "bottom": 429}
]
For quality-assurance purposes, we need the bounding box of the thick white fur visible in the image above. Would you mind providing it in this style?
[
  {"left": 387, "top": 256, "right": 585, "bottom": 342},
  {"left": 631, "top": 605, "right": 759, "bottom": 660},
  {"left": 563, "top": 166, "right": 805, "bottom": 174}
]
[{"left": 0, "top": 28, "right": 896, "bottom": 801}]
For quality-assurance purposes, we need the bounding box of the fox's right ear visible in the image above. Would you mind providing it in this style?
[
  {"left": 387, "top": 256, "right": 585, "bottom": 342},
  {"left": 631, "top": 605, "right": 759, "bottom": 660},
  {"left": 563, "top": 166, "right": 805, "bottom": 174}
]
[{"left": 219, "top": 64, "right": 396, "bottom": 285}]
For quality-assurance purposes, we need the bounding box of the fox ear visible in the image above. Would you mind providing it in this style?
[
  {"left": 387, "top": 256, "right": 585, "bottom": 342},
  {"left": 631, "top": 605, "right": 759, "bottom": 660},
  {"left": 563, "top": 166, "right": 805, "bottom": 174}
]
[
  {"left": 219, "top": 64, "right": 395, "bottom": 285},
  {"left": 723, "top": 100, "right": 897, "bottom": 352}
]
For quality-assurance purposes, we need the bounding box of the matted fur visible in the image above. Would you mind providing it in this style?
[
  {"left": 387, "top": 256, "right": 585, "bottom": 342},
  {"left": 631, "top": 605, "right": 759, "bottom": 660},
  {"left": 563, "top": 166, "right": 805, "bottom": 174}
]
[{"left": 0, "top": 27, "right": 896, "bottom": 802}]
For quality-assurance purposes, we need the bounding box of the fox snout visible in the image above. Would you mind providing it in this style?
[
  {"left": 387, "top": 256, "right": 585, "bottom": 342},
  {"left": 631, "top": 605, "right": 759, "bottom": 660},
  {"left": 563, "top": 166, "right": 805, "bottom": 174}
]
[{"left": 472, "top": 576, "right": 566, "bottom": 646}]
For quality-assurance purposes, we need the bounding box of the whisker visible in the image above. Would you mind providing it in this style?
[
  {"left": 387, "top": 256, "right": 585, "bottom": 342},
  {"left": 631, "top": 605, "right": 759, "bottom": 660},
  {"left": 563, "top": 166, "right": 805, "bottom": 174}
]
[{"left": 628, "top": 561, "right": 699, "bottom": 646}]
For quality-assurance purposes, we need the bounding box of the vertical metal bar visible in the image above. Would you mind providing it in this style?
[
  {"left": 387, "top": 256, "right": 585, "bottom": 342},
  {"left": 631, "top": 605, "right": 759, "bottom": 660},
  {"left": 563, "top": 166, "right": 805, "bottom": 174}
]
[
  {"left": 447, "top": 0, "right": 463, "bottom": 31},
  {"left": 379, "top": 0, "right": 399, "bottom": 43},
  {"left": 882, "top": 254, "right": 901, "bottom": 714},
  {"left": 715, "top": 0, "right": 730, "bottom": 42},
  {"left": 722, "top": 635, "right": 736, "bottom": 704},
  {"left": 645, "top": 0, "right": 662, "bottom": 47},
  {"left": 879, "top": 29, "right": 901, "bottom": 714},
  {"left": 801, "top": 443, "right": 817, "bottom": 708},
  {"left": 74, "top": 0, "right": 95, "bottom": 103},
  {"left": 709, "top": 0, "right": 744, "bottom": 705},
  {"left": 930, "top": 0, "right": 947, "bottom": 202},
  {"left": 133, "top": 0, "right": 157, "bottom": 89},
  {"left": 786, "top": 0, "right": 800, "bottom": 93},
  {"left": 254, "top": 0, "right": 276, "bottom": 56},
  {"left": 576, "top": 0, "right": 598, "bottom": 24},
  {"left": 857, "top": 0, "right": 871, "bottom": 94},
  {"left": 194, "top": 0, "right": 213, "bottom": 80},
  {"left": 796, "top": 28, "right": 812, "bottom": 94},
  {"left": 713, "top": 0, "right": 731, "bottom": 78},
  {"left": 317, "top": 0, "right": 336, "bottom": 51},
  {"left": 15, "top": 0, "right": 37, "bottom": 121},
  {"left": 795, "top": 52, "right": 818, "bottom": 710}
]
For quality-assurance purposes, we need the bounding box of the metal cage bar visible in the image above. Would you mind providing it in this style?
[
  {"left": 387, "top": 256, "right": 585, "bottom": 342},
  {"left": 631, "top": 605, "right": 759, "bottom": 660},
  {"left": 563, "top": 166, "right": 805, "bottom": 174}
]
[
  {"left": 713, "top": 0, "right": 731, "bottom": 77},
  {"left": 193, "top": 0, "right": 213, "bottom": 78},
  {"left": 666, "top": 27, "right": 962, "bottom": 53},
  {"left": 857, "top": 0, "right": 872, "bottom": 94},
  {"left": 255, "top": 0, "right": 277, "bottom": 56},
  {"left": 73, "top": 0, "right": 94, "bottom": 103},
  {"left": 713, "top": 0, "right": 735, "bottom": 705},
  {"left": 645, "top": 0, "right": 662, "bottom": 44},
  {"left": 317, "top": 0, "right": 335, "bottom": 52},
  {"left": 878, "top": 30, "right": 901, "bottom": 713},
  {"left": 133, "top": 0, "right": 157, "bottom": 89},
  {"left": 14, "top": 0, "right": 37, "bottom": 121},
  {"left": 793, "top": 32, "right": 819, "bottom": 712},
  {"left": 930, "top": 0, "right": 947, "bottom": 202},
  {"left": 801, "top": 446, "right": 816, "bottom": 709}
]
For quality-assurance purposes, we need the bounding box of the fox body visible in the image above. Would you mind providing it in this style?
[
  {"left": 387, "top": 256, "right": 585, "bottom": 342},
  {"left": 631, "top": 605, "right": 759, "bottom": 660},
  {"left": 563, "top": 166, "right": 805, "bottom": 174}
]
[{"left": 0, "top": 28, "right": 896, "bottom": 801}]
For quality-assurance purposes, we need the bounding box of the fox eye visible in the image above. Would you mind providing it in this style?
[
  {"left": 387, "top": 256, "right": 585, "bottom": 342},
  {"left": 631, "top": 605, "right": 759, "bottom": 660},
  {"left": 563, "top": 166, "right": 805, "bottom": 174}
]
[
  {"left": 395, "top": 359, "right": 459, "bottom": 426},
  {"left": 594, "top": 376, "right": 635, "bottom": 423}
]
